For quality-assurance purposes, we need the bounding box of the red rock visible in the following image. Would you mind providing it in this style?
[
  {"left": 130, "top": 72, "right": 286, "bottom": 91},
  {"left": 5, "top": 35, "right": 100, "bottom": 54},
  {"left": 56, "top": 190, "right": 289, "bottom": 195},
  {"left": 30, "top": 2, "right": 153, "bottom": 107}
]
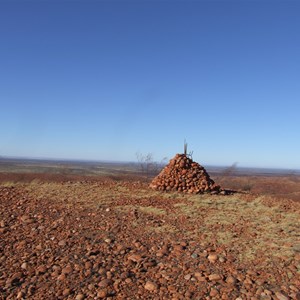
[
  {"left": 36, "top": 244, "right": 42, "bottom": 250},
  {"left": 275, "top": 291, "right": 290, "bottom": 300},
  {"left": 128, "top": 253, "right": 143, "bottom": 262},
  {"left": 61, "top": 265, "right": 72, "bottom": 274},
  {"left": 16, "top": 291, "right": 25, "bottom": 299},
  {"left": 97, "top": 289, "right": 108, "bottom": 298},
  {"left": 62, "top": 289, "right": 71, "bottom": 296},
  {"left": 85, "top": 261, "right": 92, "bottom": 269},
  {"left": 125, "top": 278, "right": 132, "bottom": 284},
  {"left": 58, "top": 240, "right": 66, "bottom": 246},
  {"left": 57, "top": 274, "right": 66, "bottom": 281},
  {"left": 20, "top": 215, "right": 34, "bottom": 223},
  {"left": 184, "top": 274, "right": 191, "bottom": 280},
  {"left": 226, "top": 275, "right": 237, "bottom": 285},
  {"left": 21, "top": 262, "right": 28, "bottom": 270},
  {"left": 36, "top": 265, "right": 47, "bottom": 274},
  {"left": 208, "top": 274, "right": 222, "bottom": 281},
  {"left": 208, "top": 253, "right": 218, "bottom": 263},
  {"left": 210, "top": 288, "right": 219, "bottom": 297},
  {"left": 144, "top": 281, "right": 158, "bottom": 291},
  {"left": 98, "top": 279, "right": 112, "bottom": 288}
]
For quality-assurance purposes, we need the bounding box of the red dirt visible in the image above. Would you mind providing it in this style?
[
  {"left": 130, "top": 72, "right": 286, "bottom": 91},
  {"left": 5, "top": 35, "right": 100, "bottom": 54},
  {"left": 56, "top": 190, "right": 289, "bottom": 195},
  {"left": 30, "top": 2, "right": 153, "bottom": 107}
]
[{"left": 0, "top": 174, "right": 299, "bottom": 299}]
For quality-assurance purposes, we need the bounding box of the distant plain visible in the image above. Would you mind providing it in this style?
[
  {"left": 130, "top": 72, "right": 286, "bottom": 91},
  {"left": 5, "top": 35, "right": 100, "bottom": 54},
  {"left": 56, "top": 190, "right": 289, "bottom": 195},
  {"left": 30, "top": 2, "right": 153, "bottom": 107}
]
[{"left": 1, "top": 157, "right": 300, "bottom": 202}]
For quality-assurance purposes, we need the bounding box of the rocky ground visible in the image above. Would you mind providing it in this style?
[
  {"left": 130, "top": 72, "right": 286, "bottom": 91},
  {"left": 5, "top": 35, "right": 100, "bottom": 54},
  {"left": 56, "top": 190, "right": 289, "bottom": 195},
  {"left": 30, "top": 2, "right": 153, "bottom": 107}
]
[{"left": 0, "top": 176, "right": 300, "bottom": 299}]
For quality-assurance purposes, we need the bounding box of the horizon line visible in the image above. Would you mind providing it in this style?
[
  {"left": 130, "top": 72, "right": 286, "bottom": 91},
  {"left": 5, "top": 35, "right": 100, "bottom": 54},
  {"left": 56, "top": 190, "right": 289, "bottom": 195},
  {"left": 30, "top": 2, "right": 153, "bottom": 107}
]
[{"left": 0, "top": 155, "right": 299, "bottom": 172}]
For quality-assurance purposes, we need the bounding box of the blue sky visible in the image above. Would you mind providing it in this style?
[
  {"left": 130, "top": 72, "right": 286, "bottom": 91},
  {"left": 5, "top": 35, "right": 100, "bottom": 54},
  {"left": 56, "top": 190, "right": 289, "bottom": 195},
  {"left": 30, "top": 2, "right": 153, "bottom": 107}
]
[{"left": 0, "top": 0, "right": 299, "bottom": 169}]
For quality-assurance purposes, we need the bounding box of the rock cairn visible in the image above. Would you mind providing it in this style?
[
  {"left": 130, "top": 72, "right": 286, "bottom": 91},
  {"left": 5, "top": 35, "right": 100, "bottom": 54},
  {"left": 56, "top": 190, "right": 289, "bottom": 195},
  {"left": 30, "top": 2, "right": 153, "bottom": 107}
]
[{"left": 150, "top": 154, "right": 221, "bottom": 194}]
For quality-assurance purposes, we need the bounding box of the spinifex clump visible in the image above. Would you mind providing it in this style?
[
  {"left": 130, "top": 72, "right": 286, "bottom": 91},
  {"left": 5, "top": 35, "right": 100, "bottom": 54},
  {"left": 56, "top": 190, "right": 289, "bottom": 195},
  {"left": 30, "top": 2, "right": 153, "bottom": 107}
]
[{"left": 150, "top": 153, "right": 221, "bottom": 194}]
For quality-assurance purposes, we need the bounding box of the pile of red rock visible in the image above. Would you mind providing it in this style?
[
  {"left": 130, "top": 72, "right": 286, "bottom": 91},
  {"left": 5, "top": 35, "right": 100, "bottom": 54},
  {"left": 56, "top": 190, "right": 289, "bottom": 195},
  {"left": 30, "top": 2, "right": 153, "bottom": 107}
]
[{"left": 150, "top": 153, "right": 222, "bottom": 194}]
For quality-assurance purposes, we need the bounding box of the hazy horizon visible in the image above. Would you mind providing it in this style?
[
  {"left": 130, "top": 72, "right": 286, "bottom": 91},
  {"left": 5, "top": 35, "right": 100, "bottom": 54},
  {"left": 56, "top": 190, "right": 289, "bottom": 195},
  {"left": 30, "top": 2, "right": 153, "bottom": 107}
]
[
  {"left": 1, "top": 1, "right": 300, "bottom": 169},
  {"left": 1, "top": 154, "right": 300, "bottom": 173}
]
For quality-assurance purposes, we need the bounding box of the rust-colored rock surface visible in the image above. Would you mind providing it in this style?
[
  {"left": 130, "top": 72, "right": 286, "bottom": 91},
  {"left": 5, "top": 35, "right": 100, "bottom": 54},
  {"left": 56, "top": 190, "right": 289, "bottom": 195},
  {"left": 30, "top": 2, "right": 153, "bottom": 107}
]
[
  {"left": 1, "top": 175, "right": 299, "bottom": 299},
  {"left": 150, "top": 153, "right": 221, "bottom": 194}
]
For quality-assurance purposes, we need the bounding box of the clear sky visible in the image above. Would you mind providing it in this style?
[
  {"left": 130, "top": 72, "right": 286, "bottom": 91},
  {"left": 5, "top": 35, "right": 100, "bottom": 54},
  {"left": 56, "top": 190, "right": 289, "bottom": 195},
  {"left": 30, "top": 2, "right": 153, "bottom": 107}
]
[{"left": 0, "top": 0, "right": 299, "bottom": 169}]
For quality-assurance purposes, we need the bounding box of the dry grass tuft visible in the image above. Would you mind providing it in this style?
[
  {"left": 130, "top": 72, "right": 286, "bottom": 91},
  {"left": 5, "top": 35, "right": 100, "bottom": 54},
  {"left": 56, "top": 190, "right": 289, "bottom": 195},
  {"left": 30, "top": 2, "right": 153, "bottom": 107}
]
[{"left": 172, "top": 193, "right": 300, "bottom": 265}]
